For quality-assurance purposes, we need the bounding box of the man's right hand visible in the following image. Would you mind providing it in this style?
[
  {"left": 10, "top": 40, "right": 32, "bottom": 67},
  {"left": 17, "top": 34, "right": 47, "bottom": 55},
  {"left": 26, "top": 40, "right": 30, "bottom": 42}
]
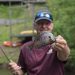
[{"left": 8, "top": 60, "right": 24, "bottom": 75}]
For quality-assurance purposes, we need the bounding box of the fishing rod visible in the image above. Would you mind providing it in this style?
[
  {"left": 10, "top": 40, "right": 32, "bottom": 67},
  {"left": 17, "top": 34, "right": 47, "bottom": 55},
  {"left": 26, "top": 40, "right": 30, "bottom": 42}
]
[
  {"left": 0, "top": 46, "right": 20, "bottom": 75},
  {"left": 0, "top": 46, "right": 10, "bottom": 62}
]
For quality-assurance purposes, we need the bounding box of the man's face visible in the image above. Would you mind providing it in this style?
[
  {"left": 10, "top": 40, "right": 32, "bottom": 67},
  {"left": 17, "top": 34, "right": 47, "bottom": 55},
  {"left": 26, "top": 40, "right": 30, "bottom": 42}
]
[{"left": 35, "top": 20, "right": 53, "bottom": 33}]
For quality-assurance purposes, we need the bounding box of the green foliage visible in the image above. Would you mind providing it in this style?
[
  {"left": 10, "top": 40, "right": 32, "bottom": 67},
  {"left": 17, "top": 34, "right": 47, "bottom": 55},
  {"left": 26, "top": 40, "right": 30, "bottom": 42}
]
[
  {"left": 0, "top": 5, "right": 26, "bottom": 19},
  {"left": 64, "top": 48, "right": 75, "bottom": 75},
  {"left": 47, "top": 0, "right": 75, "bottom": 74},
  {"left": 47, "top": 0, "right": 75, "bottom": 48},
  {"left": 0, "top": 5, "right": 8, "bottom": 18}
]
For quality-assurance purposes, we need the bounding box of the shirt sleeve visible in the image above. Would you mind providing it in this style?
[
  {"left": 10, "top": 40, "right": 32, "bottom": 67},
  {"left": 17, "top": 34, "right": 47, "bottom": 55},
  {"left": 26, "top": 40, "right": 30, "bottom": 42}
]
[{"left": 17, "top": 49, "right": 27, "bottom": 73}]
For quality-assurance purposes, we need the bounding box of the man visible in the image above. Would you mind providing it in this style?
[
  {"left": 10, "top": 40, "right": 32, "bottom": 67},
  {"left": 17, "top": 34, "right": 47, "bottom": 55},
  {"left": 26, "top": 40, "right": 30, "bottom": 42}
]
[{"left": 9, "top": 10, "right": 70, "bottom": 75}]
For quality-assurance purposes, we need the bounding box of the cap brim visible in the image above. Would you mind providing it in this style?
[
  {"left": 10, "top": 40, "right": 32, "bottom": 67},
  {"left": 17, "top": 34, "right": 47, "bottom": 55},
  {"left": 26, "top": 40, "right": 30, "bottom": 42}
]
[{"left": 35, "top": 17, "right": 52, "bottom": 23}]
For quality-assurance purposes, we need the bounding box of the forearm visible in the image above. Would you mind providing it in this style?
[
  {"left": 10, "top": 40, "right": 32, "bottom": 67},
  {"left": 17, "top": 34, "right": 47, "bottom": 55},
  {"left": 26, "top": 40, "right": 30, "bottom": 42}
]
[{"left": 57, "top": 45, "right": 70, "bottom": 61}]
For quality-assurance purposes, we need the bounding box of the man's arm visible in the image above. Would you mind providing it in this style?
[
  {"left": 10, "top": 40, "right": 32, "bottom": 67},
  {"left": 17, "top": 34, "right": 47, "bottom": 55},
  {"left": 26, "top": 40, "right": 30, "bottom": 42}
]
[{"left": 54, "top": 35, "right": 70, "bottom": 61}]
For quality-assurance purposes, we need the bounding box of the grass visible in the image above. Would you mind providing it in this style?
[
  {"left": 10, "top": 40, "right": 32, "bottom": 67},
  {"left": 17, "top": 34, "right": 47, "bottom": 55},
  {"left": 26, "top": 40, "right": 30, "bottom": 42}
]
[
  {"left": 0, "top": 46, "right": 20, "bottom": 63},
  {"left": 0, "top": 23, "right": 33, "bottom": 44}
]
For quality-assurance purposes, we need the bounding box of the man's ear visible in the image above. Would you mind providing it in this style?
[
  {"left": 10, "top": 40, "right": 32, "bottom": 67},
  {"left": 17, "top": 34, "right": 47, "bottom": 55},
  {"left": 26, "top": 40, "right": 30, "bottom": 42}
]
[{"left": 33, "top": 23, "right": 37, "bottom": 29}]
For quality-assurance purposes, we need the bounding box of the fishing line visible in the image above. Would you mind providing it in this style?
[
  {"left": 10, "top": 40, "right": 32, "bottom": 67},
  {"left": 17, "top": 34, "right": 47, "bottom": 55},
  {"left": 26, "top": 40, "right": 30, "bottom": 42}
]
[{"left": 0, "top": 46, "right": 10, "bottom": 62}]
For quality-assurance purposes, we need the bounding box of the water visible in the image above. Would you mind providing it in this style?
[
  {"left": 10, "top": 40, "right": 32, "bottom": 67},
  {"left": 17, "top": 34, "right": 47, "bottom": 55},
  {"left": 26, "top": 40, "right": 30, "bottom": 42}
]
[
  {"left": 0, "top": 68, "right": 11, "bottom": 75},
  {"left": 0, "top": 68, "right": 26, "bottom": 75}
]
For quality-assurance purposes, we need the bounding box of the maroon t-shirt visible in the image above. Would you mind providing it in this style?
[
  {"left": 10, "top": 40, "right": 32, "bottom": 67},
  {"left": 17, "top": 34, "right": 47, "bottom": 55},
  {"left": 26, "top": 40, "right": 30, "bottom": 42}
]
[{"left": 18, "top": 41, "right": 65, "bottom": 75}]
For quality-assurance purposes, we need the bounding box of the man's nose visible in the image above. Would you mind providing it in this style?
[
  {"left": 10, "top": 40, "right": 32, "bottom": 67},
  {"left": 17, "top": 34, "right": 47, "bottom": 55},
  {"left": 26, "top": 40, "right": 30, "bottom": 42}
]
[{"left": 42, "top": 24, "right": 46, "bottom": 28}]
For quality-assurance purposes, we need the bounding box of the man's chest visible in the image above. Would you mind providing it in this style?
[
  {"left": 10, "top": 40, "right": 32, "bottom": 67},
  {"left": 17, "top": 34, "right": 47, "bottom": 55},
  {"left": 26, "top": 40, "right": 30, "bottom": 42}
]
[{"left": 23, "top": 47, "right": 55, "bottom": 69}]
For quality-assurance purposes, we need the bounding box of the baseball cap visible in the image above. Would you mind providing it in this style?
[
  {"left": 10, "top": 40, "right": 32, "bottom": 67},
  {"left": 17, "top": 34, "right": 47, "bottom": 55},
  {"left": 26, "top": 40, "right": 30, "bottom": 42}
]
[{"left": 34, "top": 11, "right": 53, "bottom": 23}]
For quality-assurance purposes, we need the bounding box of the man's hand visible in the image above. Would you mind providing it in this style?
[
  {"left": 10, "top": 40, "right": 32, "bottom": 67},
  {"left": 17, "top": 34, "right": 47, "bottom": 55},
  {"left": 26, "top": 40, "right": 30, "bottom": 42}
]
[
  {"left": 55, "top": 35, "right": 67, "bottom": 51},
  {"left": 8, "top": 60, "right": 24, "bottom": 75},
  {"left": 54, "top": 35, "right": 70, "bottom": 61}
]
